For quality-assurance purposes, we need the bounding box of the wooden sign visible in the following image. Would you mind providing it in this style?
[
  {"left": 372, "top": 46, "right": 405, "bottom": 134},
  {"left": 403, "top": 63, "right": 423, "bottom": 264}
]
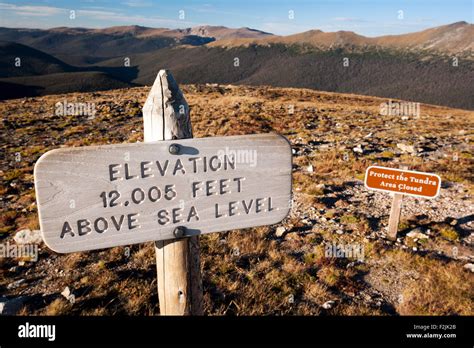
[
  {"left": 365, "top": 166, "right": 441, "bottom": 199},
  {"left": 364, "top": 165, "right": 441, "bottom": 240},
  {"left": 34, "top": 133, "right": 292, "bottom": 253}
]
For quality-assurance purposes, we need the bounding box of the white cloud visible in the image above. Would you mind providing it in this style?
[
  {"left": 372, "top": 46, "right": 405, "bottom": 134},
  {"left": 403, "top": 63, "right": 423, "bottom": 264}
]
[
  {"left": 0, "top": 2, "right": 66, "bottom": 17},
  {"left": 76, "top": 9, "right": 196, "bottom": 28}
]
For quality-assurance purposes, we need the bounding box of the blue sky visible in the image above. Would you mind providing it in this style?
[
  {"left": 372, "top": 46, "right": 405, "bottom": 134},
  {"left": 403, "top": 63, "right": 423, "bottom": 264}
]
[{"left": 0, "top": 0, "right": 472, "bottom": 36}]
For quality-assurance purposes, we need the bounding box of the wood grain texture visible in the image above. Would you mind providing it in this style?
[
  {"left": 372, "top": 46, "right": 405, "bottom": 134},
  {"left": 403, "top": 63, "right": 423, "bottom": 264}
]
[
  {"left": 387, "top": 193, "right": 403, "bottom": 240},
  {"left": 144, "top": 70, "right": 201, "bottom": 316},
  {"left": 143, "top": 69, "right": 192, "bottom": 142},
  {"left": 386, "top": 165, "right": 408, "bottom": 241},
  {"left": 34, "top": 133, "right": 292, "bottom": 253}
]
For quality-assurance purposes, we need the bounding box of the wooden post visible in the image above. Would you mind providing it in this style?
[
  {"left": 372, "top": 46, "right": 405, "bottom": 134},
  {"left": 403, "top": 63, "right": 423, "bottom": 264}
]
[
  {"left": 142, "top": 70, "right": 203, "bottom": 315},
  {"left": 386, "top": 165, "right": 409, "bottom": 240},
  {"left": 387, "top": 193, "right": 403, "bottom": 240}
]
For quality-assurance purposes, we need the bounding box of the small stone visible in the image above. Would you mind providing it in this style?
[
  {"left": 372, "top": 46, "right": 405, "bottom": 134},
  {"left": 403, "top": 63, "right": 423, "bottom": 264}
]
[
  {"left": 397, "top": 143, "right": 416, "bottom": 154},
  {"left": 463, "top": 263, "right": 474, "bottom": 273},
  {"left": 275, "top": 226, "right": 286, "bottom": 237},
  {"left": 7, "top": 279, "right": 25, "bottom": 289},
  {"left": 322, "top": 300, "right": 336, "bottom": 309},
  {"left": 353, "top": 145, "right": 363, "bottom": 154},
  {"left": 61, "top": 286, "right": 76, "bottom": 304},
  {"left": 61, "top": 287, "right": 72, "bottom": 299},
  {"left": 406, "top": 228, "right": 429, "bottom": 240},
  {"left": 307, "top": 164, "right": 314, "bottom": 173},
  {"left": 13, "top": 229, "right": 42, "bottom": 245},
  {"left": 336, "top": 230, "right": 344, "bottom": 235}
]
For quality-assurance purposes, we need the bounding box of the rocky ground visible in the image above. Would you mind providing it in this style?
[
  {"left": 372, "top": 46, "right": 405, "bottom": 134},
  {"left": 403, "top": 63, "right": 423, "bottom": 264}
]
[{"left": 0, "top": 84, "right": 473, "bottom": 315}]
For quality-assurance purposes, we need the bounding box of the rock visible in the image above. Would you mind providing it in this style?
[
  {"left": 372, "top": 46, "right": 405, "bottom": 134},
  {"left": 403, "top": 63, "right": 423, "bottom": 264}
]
[
  {"left": 463, "top": 263, "right": 474, "bottom": 273},
  {"left": 353, "top": 144, "right": 363, "bottom": 154},
  {"left": 13, "top": 229, "right": 42, "bottom": 245},
  {"left": 61, "top": 286, "right": 72, "bottom": 298},
  {"left": 397, "top": 143, "right": 416, "bottom": 154},
  {"left": 7, "top": 279, "right": 25, "bottom": 289},
  {"left": 275, "top": 227, "right": 286, "bottom": 237},
  {"left": 322, "top": 300, "right": 336, "bottom": 309},
  {"left": 336, "top": 230, "right": 344, "bottom": 235},
  {"left": 307, "top": 164, "right": 314, "bottom": 173},
  {"left": 61, "top": 286, "right": 76, "bottom": 304},
  {"left": 406, "top": 229, "right": 429, "bottom": 240}
]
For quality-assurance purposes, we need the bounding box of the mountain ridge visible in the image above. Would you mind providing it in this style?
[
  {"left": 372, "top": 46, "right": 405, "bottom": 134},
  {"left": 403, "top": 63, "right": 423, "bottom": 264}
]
[
  {"left": 208, "top": 22, "right": 473, "bottom": 55},
  {"left": 0, "top": 22, "right": 472, "bottom": 109}
]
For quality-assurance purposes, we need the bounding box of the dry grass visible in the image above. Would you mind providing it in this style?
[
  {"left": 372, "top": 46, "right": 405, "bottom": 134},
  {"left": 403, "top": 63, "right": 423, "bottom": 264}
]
[
  {"left": 0, "top": 84, "right": 472, "bottom": 316},
  {"left": 392, "top": 251, "right": 473, "bottom": 315}
]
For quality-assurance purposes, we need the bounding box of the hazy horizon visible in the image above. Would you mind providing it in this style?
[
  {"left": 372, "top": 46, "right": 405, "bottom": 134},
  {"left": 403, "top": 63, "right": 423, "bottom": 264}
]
[
  {"left": 0, "top": 20, "right": 472, "bottom": 39},
  {"left": 0, "top": 0, "right": 472, "bottom": 37}
]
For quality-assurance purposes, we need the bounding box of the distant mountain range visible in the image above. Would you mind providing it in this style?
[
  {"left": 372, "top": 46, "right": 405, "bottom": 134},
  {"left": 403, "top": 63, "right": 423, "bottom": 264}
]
[
  {"left": 0, "top": 25, "right": 272, "bottom": 65},
  {"left": 0, "top": 22, "right": 473, "bottom": 109},
  {"left": 210, "top": 21, "right": 474, "bottom": 54}
]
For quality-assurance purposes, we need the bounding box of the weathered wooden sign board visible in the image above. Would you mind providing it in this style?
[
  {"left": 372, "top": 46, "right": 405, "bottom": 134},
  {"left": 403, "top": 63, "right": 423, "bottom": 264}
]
[
  {"left": 34, "top": 134, "right": 292, "bottom": 253},
  {"left": 365, "top": 166, "right": 441, "bottom": 198},
  {"left": 365, "top": 165, "right": 441, "bottom": 240}
]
